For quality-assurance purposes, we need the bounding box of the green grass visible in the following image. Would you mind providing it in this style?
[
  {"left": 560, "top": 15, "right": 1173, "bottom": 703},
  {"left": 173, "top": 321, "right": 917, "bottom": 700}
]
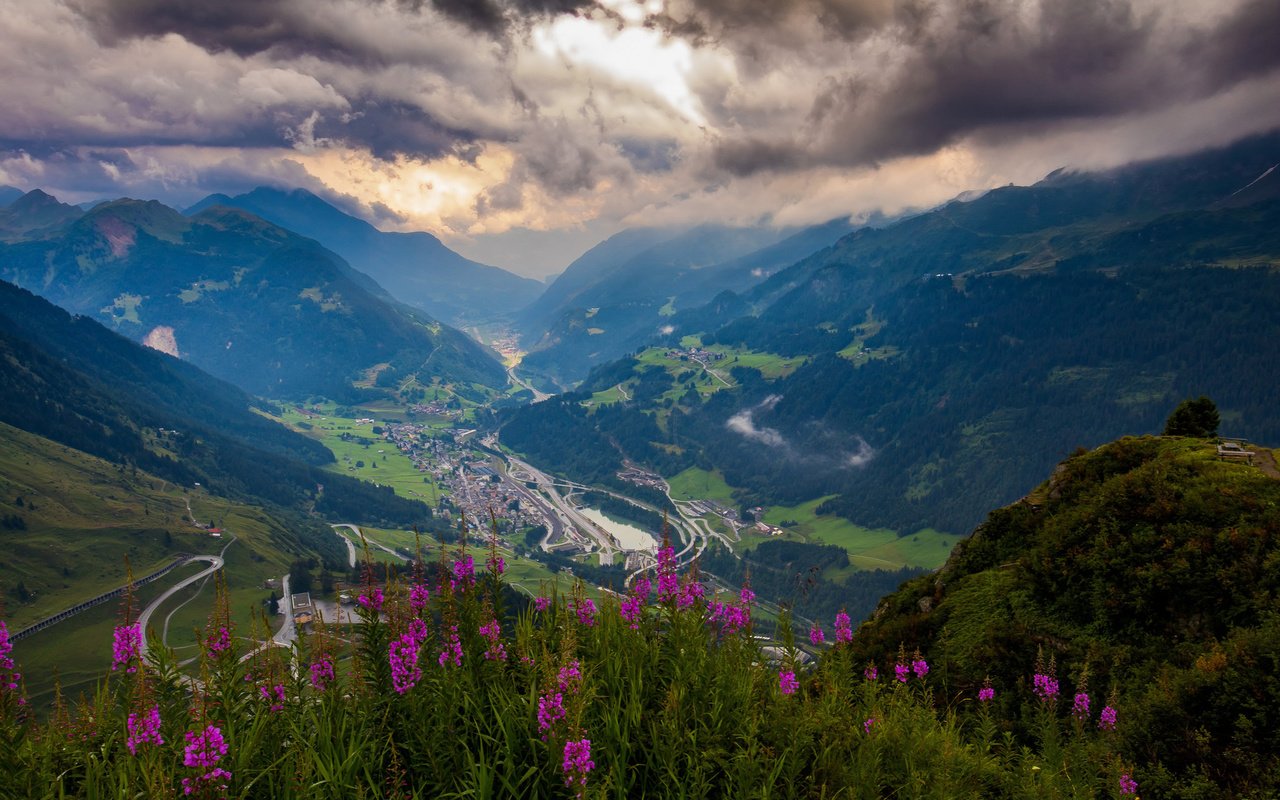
[
  {"left": 760, "top": 496, "right": 963, "bottom": 572},
  {"left": 667, "top": 467, "right": 737, "bottom": 505},
  {"left": 273, "top": 407, "right": 446, "bottom": 504}
]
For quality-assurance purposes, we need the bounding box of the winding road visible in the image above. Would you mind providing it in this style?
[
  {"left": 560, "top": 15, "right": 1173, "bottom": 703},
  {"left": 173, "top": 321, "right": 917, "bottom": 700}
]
[{"left": 137, "top": 555, "right": 224, "bottom": 664}]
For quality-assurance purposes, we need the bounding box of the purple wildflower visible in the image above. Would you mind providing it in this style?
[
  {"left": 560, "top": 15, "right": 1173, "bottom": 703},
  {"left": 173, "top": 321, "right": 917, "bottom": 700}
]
[
  {"left": 257, "top": 683, "right": 286, "bottom": 712},
  {"left": 574, "top": 598, "right": 597, "bottom": 627},
  {"left": 534, "top": 595, "right": 551, "bottom": 613},
  {"left": 739, "top": 586, "right": 755, "bottom": 606},
  {"left": 125, "top": 705, "right": 164, "bottom": 755},
  {"left": 409, "top": 583, "right": 430, "bottom": 612},
  {"left": 978, "top": 680, "right": 995, "bottom": 702},
  {"left": 864, "top": 664, "right": 878, "bottom": 681},
  {"left": 390, "top": 634, "right": 422, "bottom": 694},
  {"left": 479, "top": 618, "right": 507, "bottom": 661},
  {"left": 357, "top": 587, "right": 384, "bottom": 614},
  {"left": 1072, "top": 691, "right": 1090, "bottom": 721},
  {"left": 834, "top": 610, "right": 853, "bottom": 644},
  {"left": 864, "top": 717, "right": 876, "bottom": 734},
  {"left": 450, "top": 555, "right": 475, "bottom": 592},
  {"left": 309, "top": 658, "right": 335, "bottom": 692},
  {"left": 206, "top": 626, "right": 231, "bottom": 656},
  {"left": 677, "top": 579, "right": 704, "bottom": 610},
  {"left": 620, "top": 595, "right": 644, "bottom": 629},
  {"left": 895, "top": 663, "right": 909, "bottom": 683},
  {"left": 111, "top": 624, "right": 142, "bottom": 673},
  {"left": 1098, "top": 705, "right": 1118, "bottom": 731},
  {"left": 779, "top": 670, "right": 799, "bottom": 695},
  {"left": 656, "top": 544, "right": 679, "bottom": 602},
  {"left": 408, "top": 617, "right": 429, "bottom": 644},
  {"left": 1119, "top": 773, "right": 1138, "bottom": 795},
  {"left": 0, "top": 622, "right": 18, "bottom": 695},
  {"left": 180, "top": 741, "right": 233, "bottom": 799},
  {"left": 558, "top": 660, "right": 582, "bottom": 692},
  {"left": 438, "top": 625, "right": 463, "bottom": 668},
  {"left": 537, "top": 692, "right": 566, "bottom": 737},
  {"left": 1033, "top": 673, "right": 1059, "bottom": 702},
  {"left": 912, "top": 657, "right": 929, "bottom": 680},
  {"left": 487, "top": 552, "right": 506, "bottom": 576},
  {"left": 562, "top": 738, "right": 595, "bottom": 793},
  {"left": 809, "top": 624, "right": 826, "bottom": 646}
]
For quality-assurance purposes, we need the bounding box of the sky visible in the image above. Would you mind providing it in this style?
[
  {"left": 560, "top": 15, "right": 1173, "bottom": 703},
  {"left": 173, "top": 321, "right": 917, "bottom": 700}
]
[{"left": 1, "top": 0, "right": 1279, "bottom": 278}]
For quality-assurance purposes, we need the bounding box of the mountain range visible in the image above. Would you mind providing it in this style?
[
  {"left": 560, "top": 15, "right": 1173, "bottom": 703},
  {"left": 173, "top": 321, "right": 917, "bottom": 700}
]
[
  {"left": 185, "top": 187, "right": 543, "bottom": 325},
  {"left": 0, "top": 190, "right": 505, "bottom": 399},
  {"left": 516, "top": 217, "right": 866, "bottom": 384},
  {"left": 501, "top": 130, "right": 1280, "bottom": 537}
]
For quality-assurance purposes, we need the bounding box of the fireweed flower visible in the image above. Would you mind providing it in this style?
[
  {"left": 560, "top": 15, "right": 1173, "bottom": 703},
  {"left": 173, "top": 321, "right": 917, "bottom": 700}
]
[
  {"left": 739, "top": 587, "right": 755, "bottom": 606},
  {"left": 0, "top": 621, "right": 18, "bottom": 694},
  {"left": 206, "top": 626, "right": 232, "bottom": 655},
  {"left": 1033, "top": 673, "right": 1059, "bottom": 702},
  {"left": 479, "top": 619, "right": 506, "bottom": 661},
  {"left": 309, "top": 658, "right": 335, "bottom": 692},
  {"left": 486, "top": 552, "right": 506, "bottom": 575},
  {"left": 390, "top": 634, "right": 422, "bottom": 694},
  {"left": 809, "top": 625, "right": 826, "bottom": 646},
  {"left": 1098, "top": 705, "right": 1118, "bottom": 731},
  {"left": 409, "top": 584, "right": 430, "bottom": 612},
  {"left": 181, "top": 725, "right": 231, "bottom": 796},
  {"left": 534, "top": 595, "right": 551, "bottom": 613},
  {"left": 895, "top": 663, "right": 909, "bottom": 683},
  {"left": 779, "top": 670, "right": 799, "bottom": 695},
  {"left": 450, "top": 555, "right": 475, "bottom": 592},
  {"left": 574, "top": 598, "right": 597, "bottom": 627},
  {"left": 258, "top": 684, "right": 286, "bottom": 713},
  {"left": 978, "top": 677, "right": 995, "bottom": 703},
  {"left": 111, "top": 624, "right": 142, "bottom": 673},
  {"left": 656, "top": 544, "right": 679, "bottom": 602},
  {"left": 1119, "top": 773, "right": 1138, "bottom": 795},
  {"left": 562, "top": 738, "right": 595, "bottom": 793},
  {"left": 125, "top": 704, "right": 163, "bottom": 755},
  {"left": 912, "top": 652, "right": 929, "bottom": 680},
  {"left": 620, "top": 595, "right": 644, "bottom": 629},
  {"left": 357, "top": 587, "right": 384, "bottom": 614},
  {"left": 864, "top": 664, "right": 878, "bottom": 681},
  {"left": 438, "top": 625, "right": 463, "bottom": 668},
  {"left": 558, "top": 660, "right": 582, "bottom": 692},
  {"left": 408, "top": 617, "right": 429, "bottom": 644},
  {"left": 677, "top": 579, "right": 705, "bottom": 610},
  {"left": 537, "top": 692, "right": 566, "bottom": 737},
  {"left": 1072, "top": 691, "right": 1090, "bottom": 721},
  {"left": 864, "top": 717, "right": 876, "bottom": 734},
  {"left": 834, "top": 611, "right": 853, "bottom": 644}
]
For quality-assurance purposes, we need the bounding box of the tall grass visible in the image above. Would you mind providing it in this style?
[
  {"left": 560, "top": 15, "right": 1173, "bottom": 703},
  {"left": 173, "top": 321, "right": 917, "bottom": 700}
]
[{"left": 0, "top": 536, "right": 1136, "bottom": 799}]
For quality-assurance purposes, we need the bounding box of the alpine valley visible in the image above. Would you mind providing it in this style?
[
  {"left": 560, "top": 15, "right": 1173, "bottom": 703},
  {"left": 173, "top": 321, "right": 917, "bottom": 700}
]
[{"left": 2, "top": 86, "right": 1280, "bottom": 800}]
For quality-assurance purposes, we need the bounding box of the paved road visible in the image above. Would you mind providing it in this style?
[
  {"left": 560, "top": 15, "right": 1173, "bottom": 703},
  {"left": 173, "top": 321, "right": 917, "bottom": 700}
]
[
  {"left": 137, "top": 555, "right": 224, "bottom": 664},
  {"left": 332, "top": 523, "right": 409, "bottom": 563},
  {"left": 507, "top": 367, "right": 552, "bottom": 402}
]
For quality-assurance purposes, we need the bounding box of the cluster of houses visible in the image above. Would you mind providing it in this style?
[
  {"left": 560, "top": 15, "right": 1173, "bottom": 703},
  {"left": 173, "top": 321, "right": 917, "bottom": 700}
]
[{"left": 665, "top": 347, "right": 726, "bottom": 365}]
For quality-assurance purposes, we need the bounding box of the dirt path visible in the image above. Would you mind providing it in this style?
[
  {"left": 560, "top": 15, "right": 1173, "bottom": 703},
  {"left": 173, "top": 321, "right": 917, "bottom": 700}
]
[{"left": 1254, "top": 447, "right": 1280, "bottom": 479}]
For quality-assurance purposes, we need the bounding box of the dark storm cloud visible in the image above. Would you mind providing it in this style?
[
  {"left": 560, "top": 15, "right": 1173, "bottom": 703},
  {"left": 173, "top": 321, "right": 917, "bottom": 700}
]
[
  {"left": 706, "top": 0, "right": 1280, "bottom": 176},
  {"left": 313, "top": 99, "right": 479, "bottom": 161},
  {"left": 74, "top": 0, "right": 597, "bottom": 54}
]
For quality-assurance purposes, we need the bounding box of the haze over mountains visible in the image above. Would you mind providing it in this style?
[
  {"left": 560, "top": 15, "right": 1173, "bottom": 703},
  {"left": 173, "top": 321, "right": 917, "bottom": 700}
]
[
  {"left": 185, "top": 188, "right": 543, "bottom": 325},
  {"left": 0, "top": 190, "right": 505, "bottom": 398},
  {"left": 502, "top": 130, "right": 1280, "bottom": 535}
]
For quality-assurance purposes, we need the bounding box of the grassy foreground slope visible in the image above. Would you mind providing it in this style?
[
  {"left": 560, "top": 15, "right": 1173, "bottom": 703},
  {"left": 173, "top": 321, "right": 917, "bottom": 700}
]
[
  {"left": 0, "top": 422, "right": 324, "bottom": 702},
  {"left": 852, "top": 435, "right": 1280, "bottom": 797}
]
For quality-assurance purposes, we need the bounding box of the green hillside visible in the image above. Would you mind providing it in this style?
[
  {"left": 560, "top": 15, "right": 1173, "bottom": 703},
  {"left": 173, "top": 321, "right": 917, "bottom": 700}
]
[
  {"left": 852, "top": 435, "right": 1280, "bottom": 797},
  {"left": 0, "top": 193, "right": 505, "bottom": 398},
  {"left": 0, "top": 422, "right": 321, "bottom": 702}
]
